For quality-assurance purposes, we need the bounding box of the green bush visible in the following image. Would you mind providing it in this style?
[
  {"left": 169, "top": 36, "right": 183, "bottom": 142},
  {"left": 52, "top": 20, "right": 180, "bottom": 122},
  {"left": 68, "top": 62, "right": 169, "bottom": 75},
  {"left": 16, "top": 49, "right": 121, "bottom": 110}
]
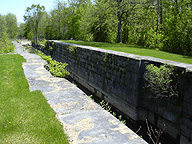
[
  {"left": 38, "top": 51, "right": 70, "bottom": 77},
  {"left": 0, "top": 32, "right": 15, "bottom": 54},
  {"left": 145, "top": 29, "right": 164, "bottom": 50},
  {"left": 144, "top": 64, "right": 178, "bottom": 99}
]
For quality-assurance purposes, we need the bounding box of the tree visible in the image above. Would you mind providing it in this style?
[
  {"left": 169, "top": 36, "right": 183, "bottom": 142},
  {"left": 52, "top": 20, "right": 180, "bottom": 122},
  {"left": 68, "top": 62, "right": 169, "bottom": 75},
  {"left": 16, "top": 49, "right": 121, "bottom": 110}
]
[
  {"left": 0, "top": 14, "right": 7, "bottom": 38},
  {"left": 17, "top": 23, "right": 25, "bottom": 39},
  {"left": 162, "top": 0, "right": 192, "bottom": 55},
  {"left": 5, "top": 13, "right": 18, "bottom": 39},
  {"left": 0, "top": 32, "right": 15, "bottom": 54},
  {"left": 24, "top": 4, "right": 45, "bottom": 47},
  {"left": 89, "top": 0, "right": 117, "bottom": 43},
  {"left": 116, "top": 0, "right": 149, "bottom": 43}
]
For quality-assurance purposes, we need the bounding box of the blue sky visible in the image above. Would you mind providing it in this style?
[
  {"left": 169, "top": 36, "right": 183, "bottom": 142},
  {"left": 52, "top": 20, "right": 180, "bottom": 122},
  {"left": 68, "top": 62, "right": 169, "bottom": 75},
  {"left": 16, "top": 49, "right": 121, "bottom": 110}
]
[{"left": 0, "top": 0, "right": 57, "bottom": 23}]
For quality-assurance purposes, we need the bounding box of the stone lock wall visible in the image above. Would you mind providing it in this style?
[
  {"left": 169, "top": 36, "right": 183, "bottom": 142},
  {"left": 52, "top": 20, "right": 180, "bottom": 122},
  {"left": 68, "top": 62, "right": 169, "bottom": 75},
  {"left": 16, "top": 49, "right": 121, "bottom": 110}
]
[{"left": 41, "top": 40, "right": 192, "bottom": 143}]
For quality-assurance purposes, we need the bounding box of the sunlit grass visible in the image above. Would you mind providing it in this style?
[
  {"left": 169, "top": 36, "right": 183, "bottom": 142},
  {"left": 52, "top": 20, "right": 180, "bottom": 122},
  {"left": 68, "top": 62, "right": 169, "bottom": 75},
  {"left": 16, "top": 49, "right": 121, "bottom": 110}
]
[{"left": 0, "top": 54, "right": 69, "bottom": 144}]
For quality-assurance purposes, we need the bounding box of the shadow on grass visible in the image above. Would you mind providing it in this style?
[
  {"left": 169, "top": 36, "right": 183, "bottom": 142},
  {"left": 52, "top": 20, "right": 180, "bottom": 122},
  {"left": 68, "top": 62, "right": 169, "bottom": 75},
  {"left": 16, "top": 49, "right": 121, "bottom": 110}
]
[{"left": 182, "top": 55, "right": 192, "bottom": 59}]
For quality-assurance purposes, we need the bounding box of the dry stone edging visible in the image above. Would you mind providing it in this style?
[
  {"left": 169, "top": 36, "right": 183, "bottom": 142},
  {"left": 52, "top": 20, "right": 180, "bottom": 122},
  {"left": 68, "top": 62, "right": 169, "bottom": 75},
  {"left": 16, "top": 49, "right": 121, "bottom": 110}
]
[{"left": 13, "top": 41, "right": 147, "bottom": 144}]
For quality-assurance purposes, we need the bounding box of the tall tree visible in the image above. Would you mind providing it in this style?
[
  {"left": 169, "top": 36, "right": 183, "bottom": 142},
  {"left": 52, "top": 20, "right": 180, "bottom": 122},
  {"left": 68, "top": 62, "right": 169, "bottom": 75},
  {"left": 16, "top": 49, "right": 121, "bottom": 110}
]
[
  {"left": 24, "top": 4, "right": 45, "bottom": 47},
  {"left": 17, "top": 23, "right": 25, "bottom": 39},
  {"left": 90, "top": 0, "right": 117, "bottom": 42},
  {"left": 5, "top": 13, "right": 18, "bottom": 39},
  {"left": 116, "top": 0, "right": 149, "bottom": 43},
  {"left": 0, "top": 14, "right": 7, "bottom": 38}
]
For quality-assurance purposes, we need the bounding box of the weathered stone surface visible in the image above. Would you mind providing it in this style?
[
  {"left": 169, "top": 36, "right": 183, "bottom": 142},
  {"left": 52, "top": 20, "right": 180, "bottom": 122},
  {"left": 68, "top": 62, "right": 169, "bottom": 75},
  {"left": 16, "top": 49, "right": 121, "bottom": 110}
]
[
  {"left": 13, "top": 41, "right": 147, "bottom": 144},
  {"left": 39, "top": 40, "right": 192, "bottom": 143},
  {"left": 180, "top": 135, "right": 190, "bottom": 144}
]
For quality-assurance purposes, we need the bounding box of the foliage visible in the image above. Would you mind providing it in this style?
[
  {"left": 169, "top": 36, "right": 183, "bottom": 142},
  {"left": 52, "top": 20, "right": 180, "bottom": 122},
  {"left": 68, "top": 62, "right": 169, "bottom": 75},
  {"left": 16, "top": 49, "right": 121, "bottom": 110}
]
[
  {"left": 23, "top": 22, "right": 33, "bottom": 40},
  {"left": 0, "top": 32, "right": 15, "bottom": 54},
  {"left": 17, "top": 23, "right": 25, "bottom": 39},
  {"left": 37, "top": 51, "right": 70, "bottom": 77},
  {"left": 49, "top": 46, "right": 53, "bottom": 51},
  {"left": 0, "top": 13, "right": 18, "bottom": 39},
  {"left": 144, "top": 29, "right": 164, "bottom": 50},
  {"left": 0, "top": 14, "right": 7, "bottom": 38},
  {"left": 144, "top": 64, "right": 178, "bottom": 99},
  {"left": 99, "top": 100, "right": 126, "bottom": 124},
  {"left": 67, "top": 45, "right": 77, "bottom": 53},
  {"left": 0, "top": 54, "right": 69, "bottom": 144},
  {"left": 49, "top": 60, "right": 70, "bottom": 77},
  {"left": 24, "top": 4, "right": 45, "bottom": 47},
  {"left": 100, "top": 100, "right": 112, "bottom": 112},
  {"left": 22, "top": 0, "right": 192, "bottom": 56},
  {"left": 5, "top": 13, "right": 18, "bottom": 39},
  {"left": 89, "top": 0, "right": 117, "bottom": 43}
]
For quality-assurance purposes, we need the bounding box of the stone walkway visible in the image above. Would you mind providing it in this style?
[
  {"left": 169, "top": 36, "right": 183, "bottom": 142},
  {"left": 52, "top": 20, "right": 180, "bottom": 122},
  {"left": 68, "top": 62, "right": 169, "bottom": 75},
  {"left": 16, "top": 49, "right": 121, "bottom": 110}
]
[{"left": 13, "top": 41, "right": 147, "bottom": 144}]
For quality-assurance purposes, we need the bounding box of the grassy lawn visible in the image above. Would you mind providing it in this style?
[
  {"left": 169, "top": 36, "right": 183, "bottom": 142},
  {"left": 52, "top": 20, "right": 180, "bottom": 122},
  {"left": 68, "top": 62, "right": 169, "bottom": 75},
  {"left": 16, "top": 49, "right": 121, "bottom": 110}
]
[
  {"left": 0, "top": 54, "right": 69, "bottom": 144},
  {"left": 57, "top": 40, "right": 192, "bottom": 64}
]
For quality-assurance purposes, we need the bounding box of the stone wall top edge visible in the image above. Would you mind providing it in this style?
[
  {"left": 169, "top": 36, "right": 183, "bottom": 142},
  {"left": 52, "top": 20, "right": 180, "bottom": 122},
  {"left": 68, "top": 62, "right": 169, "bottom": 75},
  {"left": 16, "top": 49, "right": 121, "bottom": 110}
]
[{"left": 50, "top": 40, "right": 192, "bottom": 71}]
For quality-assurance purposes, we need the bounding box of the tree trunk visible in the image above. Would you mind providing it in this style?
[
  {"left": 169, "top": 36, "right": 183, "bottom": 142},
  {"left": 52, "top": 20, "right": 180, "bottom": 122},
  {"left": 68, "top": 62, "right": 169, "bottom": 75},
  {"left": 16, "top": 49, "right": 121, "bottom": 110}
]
[
  {"left": 160, "top": 0, "right": 163, "bottom": 27},
  {"left": 117, "top": 0, "right": 122, "bottom": 43},
  {"left": 117, "top": 15, "right": 122, "bottom": 43},
  {"left": 156, "top": 0, "right": 160, "bottom": 32}
]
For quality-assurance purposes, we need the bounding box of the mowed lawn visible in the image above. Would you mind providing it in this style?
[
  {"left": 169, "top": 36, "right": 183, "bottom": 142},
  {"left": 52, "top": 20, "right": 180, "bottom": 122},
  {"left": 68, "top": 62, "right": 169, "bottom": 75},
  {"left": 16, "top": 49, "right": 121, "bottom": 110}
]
[
  {"left": 0, "top": 54, "right": 69, "bottom": 144},
  {"left": 59, "top": 40, "right": 192, "bottom": 65}
]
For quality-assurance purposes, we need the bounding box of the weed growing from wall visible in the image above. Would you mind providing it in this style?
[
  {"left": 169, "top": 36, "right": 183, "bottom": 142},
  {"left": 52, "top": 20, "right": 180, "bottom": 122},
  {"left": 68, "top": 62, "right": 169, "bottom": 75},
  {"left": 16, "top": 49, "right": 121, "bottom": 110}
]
[
  {"left": 49, "top": 46, "right": 53, "bottom": 51},
  {"left": 103, "top": 53, "right": 108, "bottom": 62},
  {"left": 99, "top": 100, "right": 126, "bottom": 124},
  {"left": 45, "top": 41, "right": 48, "bottom": 48},
  {"left": 144, "top": 64, "right": 178, "bottom": 99},
  {"left": 67, "top": 45, "right": 77, "bottom": 53}
]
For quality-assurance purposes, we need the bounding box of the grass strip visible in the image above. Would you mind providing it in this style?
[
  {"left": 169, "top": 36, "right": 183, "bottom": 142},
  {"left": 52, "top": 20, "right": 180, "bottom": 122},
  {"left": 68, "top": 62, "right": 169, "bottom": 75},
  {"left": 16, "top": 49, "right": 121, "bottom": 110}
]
[
  {"left": 59, "top": 40, "right": 192, "bottom": 64},
  {"left": 0, "top": 54, "right": 69, "bottom": 144}
]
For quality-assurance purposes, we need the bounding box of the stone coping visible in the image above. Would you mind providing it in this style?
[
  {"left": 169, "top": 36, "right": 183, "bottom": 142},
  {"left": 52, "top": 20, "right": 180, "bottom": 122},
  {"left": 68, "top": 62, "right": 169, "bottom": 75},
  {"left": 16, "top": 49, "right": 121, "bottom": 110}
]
[{"left": 52, "top": 40, "right": 192, "bottom": 72}]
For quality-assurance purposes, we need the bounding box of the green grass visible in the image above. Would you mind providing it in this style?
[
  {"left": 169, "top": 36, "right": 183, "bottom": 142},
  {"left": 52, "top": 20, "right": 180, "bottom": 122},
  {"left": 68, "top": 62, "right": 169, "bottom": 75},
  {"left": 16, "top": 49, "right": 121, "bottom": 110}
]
[
  {"left": 0, "top": 54, "right": 69, "bottom": 144},
  {"left": 59, "top": 40, "right": 192, "bottom": 64}
]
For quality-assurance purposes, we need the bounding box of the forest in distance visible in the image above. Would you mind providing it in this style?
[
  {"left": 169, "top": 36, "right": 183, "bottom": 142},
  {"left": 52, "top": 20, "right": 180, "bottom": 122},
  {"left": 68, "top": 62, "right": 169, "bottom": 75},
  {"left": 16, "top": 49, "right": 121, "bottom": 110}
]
[{"left": 1, "top": 0, "right": 192, "bottom": 56}]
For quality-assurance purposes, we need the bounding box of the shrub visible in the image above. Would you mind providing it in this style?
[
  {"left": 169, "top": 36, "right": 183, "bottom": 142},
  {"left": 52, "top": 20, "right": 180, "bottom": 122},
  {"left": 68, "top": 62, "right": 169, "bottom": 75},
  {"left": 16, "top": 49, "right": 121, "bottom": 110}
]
[
  {"left": 0, "top": 32, "right": 15, "bottom": 54},
  {"left": 37, "top": 51, "right": 70, "bottom": 77},
  {"left": 144, "top": 64, "right": 178, "bottom": 99}
]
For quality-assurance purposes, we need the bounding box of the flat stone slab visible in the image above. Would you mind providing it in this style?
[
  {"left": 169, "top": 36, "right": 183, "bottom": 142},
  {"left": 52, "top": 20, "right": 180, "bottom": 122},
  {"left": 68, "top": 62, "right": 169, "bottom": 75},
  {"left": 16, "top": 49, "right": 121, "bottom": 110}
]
[{"left": 13, "top": 41, "right": 147, "bottom": 144}]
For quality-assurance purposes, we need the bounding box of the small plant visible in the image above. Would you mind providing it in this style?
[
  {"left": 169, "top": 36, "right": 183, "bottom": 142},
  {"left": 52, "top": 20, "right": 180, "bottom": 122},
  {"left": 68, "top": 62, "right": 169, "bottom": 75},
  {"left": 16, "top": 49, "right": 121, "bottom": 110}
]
[
  {"left": 49, "top": 60, "right": 70, "bottom": 77},
  {"left": 112, "top": 112, "right": 116, "bottom": 117},
  {"left": 37, "top": 51, "right": 70, "bottom": 77},
  {"left": 146, "top": 119, "right": 165, "bottom": 144},
  {"left": 100, "top": 100, "right": 112, "bottom": 112},
  {"left": 49, "top": 46, "right": 53, "bottom": 51},
  {"left": 45, "top": 41, "right": 49, "bottom": 48},
  {"left": 118, "top": 115, "right": 126, "bottom": 124},
  {"left": 103, "top": 53, "right": 108, "bottom": 62},
  {"left": 144, "top": 64, "right": 178, "bottom": 99},
  {"left": 99, "top": 100, "right": 126, "bottom": 124},
  {"left": 67, "top": 45, "right": 77, "bottom": 53},
  {"left": 88, "top": 95, "right": 93, "bottom": 99}
]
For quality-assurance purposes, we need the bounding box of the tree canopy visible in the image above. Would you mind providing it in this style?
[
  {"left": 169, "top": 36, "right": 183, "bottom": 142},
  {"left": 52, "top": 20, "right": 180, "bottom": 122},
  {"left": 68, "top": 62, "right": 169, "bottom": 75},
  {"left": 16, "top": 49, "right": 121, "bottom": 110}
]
[
  {"left": 1, "top": 0, "right": 191, "bottom": 56},
  {"left": 24, "top": 4, "right": 45, "bottom": 47}
]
